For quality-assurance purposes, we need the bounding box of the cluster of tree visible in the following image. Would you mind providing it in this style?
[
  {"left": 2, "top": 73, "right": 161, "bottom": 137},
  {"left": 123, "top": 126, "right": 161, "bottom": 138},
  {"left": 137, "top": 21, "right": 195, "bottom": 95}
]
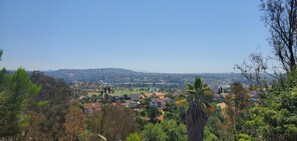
[
  {"left": 0, "top": 68, "right": 41, "bottom": 140},
  {"left": 236, "top": 72, "right": 297, "bottom": 140},
  {"left": 179, "top": 75, "right": 296, "bottom": 141},
  {"left": 137, "top": 119, "right": 187, "bottom": 141},
  {"left": 207, "top": 73, "right": 296, "bottom": 141},
  {"left": 227, "top": 1, "right": 297, "bottom": 140},
  {"left": 20, "top": 72, "right": 73, "bottom": 140},
  {"left": 0, "top": 48, "right": 79, "bottom": 140},
  {"left": 88, "top": 104, "right": 139, "bottom": 141}
]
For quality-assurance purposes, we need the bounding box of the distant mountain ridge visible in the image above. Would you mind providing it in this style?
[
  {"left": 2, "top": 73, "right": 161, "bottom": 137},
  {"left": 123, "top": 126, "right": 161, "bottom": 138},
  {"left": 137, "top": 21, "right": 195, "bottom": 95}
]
[
  {"left": 43, "top": 68, "right": 248, "bottom": 88},
  {"left": 45, "top": 68, "right": 142, "bottom": 80}
]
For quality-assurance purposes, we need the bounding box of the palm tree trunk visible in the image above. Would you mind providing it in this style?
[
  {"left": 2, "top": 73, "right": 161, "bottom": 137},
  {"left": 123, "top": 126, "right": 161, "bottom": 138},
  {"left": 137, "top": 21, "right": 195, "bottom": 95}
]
[{"left": 186, "top": 101, "right": 206, "bottom": 141}]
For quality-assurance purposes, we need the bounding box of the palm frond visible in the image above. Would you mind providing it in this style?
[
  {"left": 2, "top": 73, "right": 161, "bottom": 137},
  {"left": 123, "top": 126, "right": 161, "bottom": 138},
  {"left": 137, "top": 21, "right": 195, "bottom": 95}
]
[
  {"left": 186, "top": 82, "right": 194, "bottom": 90},
  {"left": 176, "top": 99, "right": 187, "bottom": 105},
  {"left": 194, "top": 77, "right": 202, "bottom": 90}
]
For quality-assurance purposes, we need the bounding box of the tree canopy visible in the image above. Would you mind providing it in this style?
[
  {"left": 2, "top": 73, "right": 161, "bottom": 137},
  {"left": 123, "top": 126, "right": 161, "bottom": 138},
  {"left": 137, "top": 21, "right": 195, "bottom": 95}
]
[{"left": 0, "top": 68, "right": 41, "bottom": 140}]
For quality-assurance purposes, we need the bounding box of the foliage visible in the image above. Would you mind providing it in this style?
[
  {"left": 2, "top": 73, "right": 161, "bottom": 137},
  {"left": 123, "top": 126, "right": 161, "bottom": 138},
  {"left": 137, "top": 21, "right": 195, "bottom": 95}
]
[
  {"left": 260, "top": 0, "right": 297, "bottom": 72},
  {"left": 140, "top": 119, "right": 187, "bottom": 141},
  {"left": 140, "top": 123, "right": 168, "bottom": 141},
  {"left": 23, "top": 71, "right": 72, "bottom": 140},
  {"left": 238, "top": 71, "right": 297, "bottom": 140},
  {"left": 126, "top": 133, "right": 141, "bottom": 141},
  {"left": 164, "top": 102, "right": 187, "bottom": 124},
  {"left": 63, "top": 104, "right": 87, "bottom": 141},
  {"left": 89, "top": 104, "right": 139, "bottom": 141},
  {"left": 185, "top": 77, "right": 212, "bottom": 103},
  {"left": 78, "top": 130, "right": 99, "bottom": 141},
  {"left": 160, "top": 119, "right": 187, "bottom": 141},
  {"left": 235, "top": 52, "right": 272, "bottom": 91},
  {"left": 185, "top": 77, "right": 212, "bottom": 141},
  {"left": 204, "top": 127, "right": 219, "bottom": 141},
  {"left": 204, "top": 104, "right": 226, "bottom": 141},
  {"left": 21, "top": 111, "right": 49, "bottom": 140},
  {"left": 0, "top": 68, "right": 41, "bottom": 139},
  {"left": 144, "top": 107, "right": 161, "bottom": 123},
  {"left": 222, "top": 82, "right": 254, "bottom": 140}
]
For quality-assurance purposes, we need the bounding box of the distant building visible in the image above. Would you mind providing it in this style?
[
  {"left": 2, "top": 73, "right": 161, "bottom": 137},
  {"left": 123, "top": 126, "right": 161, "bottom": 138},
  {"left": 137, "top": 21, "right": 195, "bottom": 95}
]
[
  {"left": 143, "top": 92, "right": 166, "bottom": 99},
  {"left": 151, "top": 98, "right": 167, "bottom": 109},
  {"left": 150, "top": 97, "right": 174, "bottom": 109},
  {"left": 154, "top": 92, "right": 166, "bottom": 98},
  {"left": 129, "top": 94, "right": 140, "bottom": 101},
  {"left": 123, "top": 100, "right": 138, "bottom": 108},
  {"left": 84, "top": 102, "right": 102, "bottom": 114},
  {"left": 113, "top": 94, "right": 124, "bottom": 102}
]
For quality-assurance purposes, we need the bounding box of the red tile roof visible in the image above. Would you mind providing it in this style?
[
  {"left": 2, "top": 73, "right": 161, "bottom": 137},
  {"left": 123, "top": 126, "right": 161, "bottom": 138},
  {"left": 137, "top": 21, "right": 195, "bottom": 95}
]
[{"left": 84, "top": 102, "right": 102, "bottom": 113}]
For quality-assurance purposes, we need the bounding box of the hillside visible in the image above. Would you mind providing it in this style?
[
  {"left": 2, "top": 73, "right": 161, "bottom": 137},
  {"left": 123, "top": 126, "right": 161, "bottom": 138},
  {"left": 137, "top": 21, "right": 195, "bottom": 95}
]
[{"left": 44, "top": 68, "right": 249, "bottom": 88}]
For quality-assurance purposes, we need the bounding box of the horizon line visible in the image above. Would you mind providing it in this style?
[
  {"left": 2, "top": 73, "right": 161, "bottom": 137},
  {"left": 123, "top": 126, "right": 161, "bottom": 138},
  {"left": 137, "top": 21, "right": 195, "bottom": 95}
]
[{"left": 7, "top": 67, "right": 239, "bottom": 74}]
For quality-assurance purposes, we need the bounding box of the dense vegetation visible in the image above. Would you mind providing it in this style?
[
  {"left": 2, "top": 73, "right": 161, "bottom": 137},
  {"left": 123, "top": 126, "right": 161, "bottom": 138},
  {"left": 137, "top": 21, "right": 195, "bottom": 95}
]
[
  {"left": 1, "top": 56, "right": 297, "bottom": 141},
  {"left": 0, "top": 68, "right": 40, "bottom": 140}
]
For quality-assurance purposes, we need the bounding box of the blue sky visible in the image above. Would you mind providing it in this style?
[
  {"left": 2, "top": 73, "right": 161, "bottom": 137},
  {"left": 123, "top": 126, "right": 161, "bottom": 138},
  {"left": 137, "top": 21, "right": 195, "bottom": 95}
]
[{"left": 0, "top": 0, "right": 271, "bottom": 73}]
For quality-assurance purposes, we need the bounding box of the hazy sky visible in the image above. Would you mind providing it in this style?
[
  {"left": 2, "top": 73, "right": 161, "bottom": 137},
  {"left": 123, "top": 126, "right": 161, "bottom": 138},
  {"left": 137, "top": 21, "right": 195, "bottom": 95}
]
[{"left": 0, "top": 0, "right": 272, "bottom": 73}]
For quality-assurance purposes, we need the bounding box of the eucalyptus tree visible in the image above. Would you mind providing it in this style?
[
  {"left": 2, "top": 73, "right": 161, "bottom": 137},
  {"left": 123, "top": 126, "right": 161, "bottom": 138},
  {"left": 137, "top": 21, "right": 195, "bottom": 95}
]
[{"left": 260, "top": 0, "right": 297, "bottom": 72}]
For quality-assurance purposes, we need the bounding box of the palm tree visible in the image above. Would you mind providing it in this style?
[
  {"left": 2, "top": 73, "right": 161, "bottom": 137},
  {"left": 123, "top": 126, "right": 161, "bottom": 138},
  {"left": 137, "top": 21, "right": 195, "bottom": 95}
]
[{"left": 185, "top": 77, "right": 212, "bottom": 141}]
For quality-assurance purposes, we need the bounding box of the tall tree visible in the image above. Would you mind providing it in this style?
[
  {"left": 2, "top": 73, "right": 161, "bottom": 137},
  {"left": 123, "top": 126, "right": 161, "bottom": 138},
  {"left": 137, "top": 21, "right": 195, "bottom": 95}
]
[
  {"left": 235, "top": 52, "right": 271, "bottom": 90},
  {"left": 28, "top": 71, "right": 72, "bottom": 140},
  {"left": 224, "top": 82, "right": 252, "bottom": 140},
  {"left": 0, "top": 68, "right": 41, "bottom": 140},
  {"left": 231, "top": 82, "right": 251, "bottom": 118},
  {"left": 63, "top": 104, "right": 87, "bottom": 141},
  {"left": 185, "top": 77, "right": 212, "bottom": 141},
  {"left": 91, "top": 104, "right": 139, "bottom": 141},
  {"left": 261, "top": 0, "right": 297, "bottom": 72}
]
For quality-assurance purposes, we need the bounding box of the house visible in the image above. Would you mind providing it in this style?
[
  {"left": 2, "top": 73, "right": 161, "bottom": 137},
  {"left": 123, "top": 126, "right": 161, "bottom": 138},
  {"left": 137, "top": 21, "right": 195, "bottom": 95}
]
[
  {"left": 123, "top": 100, "right": 138, "bottom": 108},
  {"left": 150, "top": 98, "right": 167, "bottom": 109},
  {"left": 142, "top": 93, "right": 153, "bottom": 98},
  {"left": 113, "top": 94, "right": 124, "bottom": 102},
  {"left": 84, "top": 102, "right": 102, "bottom": 114},
  {"left": 129, "top": 94, "right": 140, "bottom": 101},
  {"left": 143, "top": 92, "right": 166, "bottom": 99},
  {"left": 154, "top": 92, "right": 166, "bottom": 98},
  {"left": 164, "top": 97, "right": 174, "bottom": 103}
]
